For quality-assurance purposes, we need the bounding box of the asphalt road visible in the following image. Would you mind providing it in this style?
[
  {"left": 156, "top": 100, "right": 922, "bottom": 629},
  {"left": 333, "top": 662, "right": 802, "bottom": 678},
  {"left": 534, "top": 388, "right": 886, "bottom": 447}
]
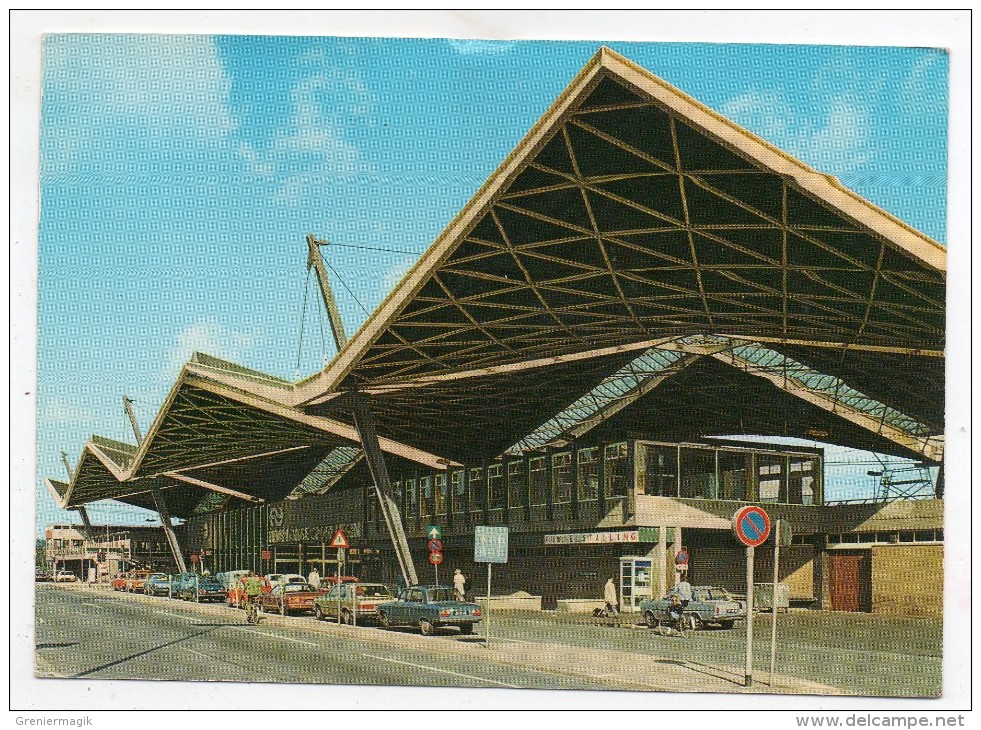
[{"left": 35, "top": 584, "right": 940, "bottom": 697}]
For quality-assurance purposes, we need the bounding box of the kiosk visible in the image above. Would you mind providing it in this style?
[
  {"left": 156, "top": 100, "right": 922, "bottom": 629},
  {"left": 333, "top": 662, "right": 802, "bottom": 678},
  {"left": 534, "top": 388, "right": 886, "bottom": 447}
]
[{"left": 619, "top": 556, "right": 653, "bottom": 612}]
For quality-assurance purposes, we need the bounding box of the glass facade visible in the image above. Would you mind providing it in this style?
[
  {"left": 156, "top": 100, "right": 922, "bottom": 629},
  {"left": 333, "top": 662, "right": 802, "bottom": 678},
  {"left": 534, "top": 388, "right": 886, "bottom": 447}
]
[
  {"left": 577, "top": 447, "right": 599, "bottom": 502},
  {"left": 384, "top": 439, "right": 822, "bottom": 521}
]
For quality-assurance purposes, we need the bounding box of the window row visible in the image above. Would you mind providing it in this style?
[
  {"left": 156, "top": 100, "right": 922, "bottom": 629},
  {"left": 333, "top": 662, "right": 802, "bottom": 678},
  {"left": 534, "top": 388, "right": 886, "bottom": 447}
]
[
  {"left": 637, "top": 442, "right": 821, "bottom": 505},
  {"left": 380, "top": 443, "right": 630, "bottom": 520}
]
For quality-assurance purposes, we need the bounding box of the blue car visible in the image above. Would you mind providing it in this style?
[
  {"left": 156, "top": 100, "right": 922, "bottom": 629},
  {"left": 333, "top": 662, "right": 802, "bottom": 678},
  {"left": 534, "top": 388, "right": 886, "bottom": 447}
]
[
  {"left": 177, "top": 574, "right": 226, "bottom": 602},
  {"left": 376, "top": 585, "right": 481, "bottom": 636},
  {"left": 143, "top": 573, "right": 172, "bottom": 597}
]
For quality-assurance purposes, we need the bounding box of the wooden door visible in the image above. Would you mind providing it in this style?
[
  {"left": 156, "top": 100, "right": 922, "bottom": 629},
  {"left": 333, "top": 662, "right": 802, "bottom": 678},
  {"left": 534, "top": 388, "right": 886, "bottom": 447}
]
[{"left": 828, "top": 551, "right": 871, "bottom": 612}]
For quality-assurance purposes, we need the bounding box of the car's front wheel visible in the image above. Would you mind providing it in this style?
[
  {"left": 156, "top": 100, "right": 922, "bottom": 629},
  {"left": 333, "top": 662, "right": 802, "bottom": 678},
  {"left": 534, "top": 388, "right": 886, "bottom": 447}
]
[
  {"left": 718, "top": 620, "right": 735, "bottom": 630},
  {"left": 341, "top": 609, "right": 352, "bottom": 625},
  {"left": 378, "top": 611, "right": 391, "bottom": 629},
  {"left": 644, "top": 610, "right": 658, "bottom": 628},
  {"left": 419, "top": 618, "right": 435, "bottom": 636},
  {"left": 458, "top": 623, "right": 474, "bottom": 635},
  {"left": 315, "top": 605, "right": 325, "bottom": 621}
]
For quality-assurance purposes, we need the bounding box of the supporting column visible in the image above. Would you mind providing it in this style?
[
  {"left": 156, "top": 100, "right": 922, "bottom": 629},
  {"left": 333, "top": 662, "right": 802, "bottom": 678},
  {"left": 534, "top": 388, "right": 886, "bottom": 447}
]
[
  {"left": 657, "top": 525, "right": 667, "bottom": 599},
  {"left": 673, "top": 527, "right": 683, "bottom": 587},
  {"left": 150, "top": 487, "right": 188, "bottom": 574},
  {"left": 352, "top": 399, "right": 419, "bottom": 587}
]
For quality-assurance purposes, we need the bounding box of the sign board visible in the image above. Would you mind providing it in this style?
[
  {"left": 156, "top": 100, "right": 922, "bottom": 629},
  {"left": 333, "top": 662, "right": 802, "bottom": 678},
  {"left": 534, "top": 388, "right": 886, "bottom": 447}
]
[
  {"left": 428, "top": 551, "right": 444, "bottom": 566},
  {"left": 329, "top": 528, "right": 351, "bottom": 549},
  {"left": 474, "top": 526, "right": 509, "bottom": 563},
  {"left": 260, "top": 549, "right": 272, "bottom": 560},
  {"left": 675, "top": 547, "right": 690, "bottom": 567},
  {"left": 543, "top": 530, "right": 641, "bottom": 545},
  {"left": 189, "top": 553, "right": 200, "bottom": 563},
  {"left": 427, "top": 538, "right": 443, "bottom": 552},
  {"left": 732, "top": 506, "right": 771, "bottom": 547},
  {"left": 427, "top": 525, "right": 442, "bottom": 540}
]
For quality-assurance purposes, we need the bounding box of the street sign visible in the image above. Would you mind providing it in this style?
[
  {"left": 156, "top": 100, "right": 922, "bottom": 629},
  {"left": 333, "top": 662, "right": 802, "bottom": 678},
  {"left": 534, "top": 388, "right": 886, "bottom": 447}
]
[
  {"left": 189, "top": 553, "right": 200, "bottom": 563},
  {"left": 427, "top": 538, "right": 443, "bottom": 552},
  {"left": 428, "top": 551, "right": 444, "bottom": 566},
  {"left": 732, "top": 506, "right": 771, "bottom": 547},
  {"left": 329, "top": 529, "right": 351, "bottom": 549},
  {"left": 260, "top": 549, "right": 272, "bottom": 560},
  {"left": 427, "top": 525, "right": 442, "bottom": 540},
  {"left": 675, "top": 547, "right": 690, "bottom": 567},
  {"left": 474, "top": 525, "right": 508, "bottom": 563}
]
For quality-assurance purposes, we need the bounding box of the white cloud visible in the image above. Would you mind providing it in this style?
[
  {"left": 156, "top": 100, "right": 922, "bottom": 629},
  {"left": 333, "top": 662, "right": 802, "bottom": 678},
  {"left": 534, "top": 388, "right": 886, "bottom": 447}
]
[
  {"left": 723, "top": 88, "right": 870, "bottom": 174},
  {"left": 164, "top": 319, "right": 257, "bottom": 376},
  {"left": 44, "top": 34, "right": 234, "bottom": 137},
  {"left": 448, "top": 39, "right": 518, "bottom": 55},
  {"left": 241, "top": 62, "right": 375, "bottom": 201},
  {"left": 43, "top": 398, "right": 92, "bottom": 425}
]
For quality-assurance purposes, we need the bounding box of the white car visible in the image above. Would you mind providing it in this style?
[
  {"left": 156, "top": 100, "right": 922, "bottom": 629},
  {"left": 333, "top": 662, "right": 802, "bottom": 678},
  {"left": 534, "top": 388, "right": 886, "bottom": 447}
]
[
  {"left": 53, "top": 570, "right": 77, "bottom": 583},
  {"left": 264, "top": 573, "right": 307, "bottom": 586}
]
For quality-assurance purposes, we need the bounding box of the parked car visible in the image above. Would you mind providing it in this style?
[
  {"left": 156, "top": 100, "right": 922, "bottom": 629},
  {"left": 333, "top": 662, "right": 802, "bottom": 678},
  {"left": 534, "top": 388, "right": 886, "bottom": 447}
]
[
  {"left": 256, "top": 582, "right": 324, "bottom": 616},
  {"left": 35, "top": 570, "right": 54, "bottom": 582},
  {"left": 314, "top": 582, "right": 394, "bottom": 624},
  {"left": 376, "top": 585, "right": 482, "bottom": 636},
  {"left": 264, "top": 573, "right": 307, "bottom": 586},
  {"left": 638, "top": 586, "right": 746, "bottom": 630},
  {"left": 320, "top": 575, "right": 360, "bottom": 587},
  {"left": 53, "top": 570, "right": 77, "bottom": 583},
  {"left": 143, "top": 573, "right": 172, "bottom": 596},
  {"left": 111, "top": 570, "right": 151, "bottom": 592},
  {"left": 178, "top": 574, "right": 226, "bottom": 602}
]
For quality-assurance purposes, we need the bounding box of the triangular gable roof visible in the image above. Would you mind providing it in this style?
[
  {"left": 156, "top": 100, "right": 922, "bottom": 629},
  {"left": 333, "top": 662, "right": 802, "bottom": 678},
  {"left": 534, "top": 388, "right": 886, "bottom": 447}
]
[{"left": 294, "top": 46, "right": 945, "bottom": 403}]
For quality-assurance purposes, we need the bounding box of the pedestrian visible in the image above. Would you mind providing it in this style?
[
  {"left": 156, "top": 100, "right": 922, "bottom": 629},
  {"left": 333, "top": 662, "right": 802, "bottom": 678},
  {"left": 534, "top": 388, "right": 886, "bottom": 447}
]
[
  {"left": 308, "top": 568, "right": 320, "bottom": 590},
  {"left": 676, "top": 572, "right": 693, "bottom": 609},
  {"left": 604, "top": 577, "right": 619, "bottom": 616},
  {"left": 453, "top": 568, "right": 466, "bottom": 601}
]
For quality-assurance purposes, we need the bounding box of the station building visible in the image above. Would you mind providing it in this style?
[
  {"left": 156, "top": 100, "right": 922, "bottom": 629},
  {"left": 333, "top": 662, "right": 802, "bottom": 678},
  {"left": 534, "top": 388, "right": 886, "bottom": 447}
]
[
  {"left": 43, "top": 523, "right": 176, "bottom": 581},
  {"left": 46, "top": 48, "right": 945, "bottom": 617}
]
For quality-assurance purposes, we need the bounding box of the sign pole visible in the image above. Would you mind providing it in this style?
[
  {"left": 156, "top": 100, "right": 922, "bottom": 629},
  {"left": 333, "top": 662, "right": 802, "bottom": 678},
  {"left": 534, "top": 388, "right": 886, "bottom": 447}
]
[
  {"left": 769, "top": 520, "right": 780, "bottom": 686},
  {"left": 745, "top": 545, "right": 754, "bottom": 687},
  {"left": 485, "top": 562, "right": 492, "bottom": 649},
  {"left": 336, "top": 547, "right": 342, "bottom": 624},
  {"left": 435, "top": 562, "right": 438, "bottom": 586}
]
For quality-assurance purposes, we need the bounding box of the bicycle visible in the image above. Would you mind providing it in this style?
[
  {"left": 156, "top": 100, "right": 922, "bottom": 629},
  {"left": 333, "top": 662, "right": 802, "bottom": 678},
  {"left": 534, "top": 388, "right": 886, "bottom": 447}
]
[
  {"left": 244, "top": 595, "right": 263, "bottom": 625},
  {"left": 653, "top": 607, "right": 695, "bottom": 638}
]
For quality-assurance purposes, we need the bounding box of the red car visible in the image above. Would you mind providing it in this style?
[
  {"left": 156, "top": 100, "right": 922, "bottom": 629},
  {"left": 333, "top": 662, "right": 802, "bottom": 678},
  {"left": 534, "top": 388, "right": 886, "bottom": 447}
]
[
  {"left": 256, "top": 582, "right": 326, "bottom": 615},
  {"left": 111, "top": 570, "right": 151, "bottom": 592}
]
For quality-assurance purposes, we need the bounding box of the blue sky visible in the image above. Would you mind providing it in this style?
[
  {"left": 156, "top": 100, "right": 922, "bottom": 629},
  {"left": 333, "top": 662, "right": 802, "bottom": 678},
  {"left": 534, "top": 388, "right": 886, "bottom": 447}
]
[{"left": 36, "top": 35, "right": 948, "bottom": 530}]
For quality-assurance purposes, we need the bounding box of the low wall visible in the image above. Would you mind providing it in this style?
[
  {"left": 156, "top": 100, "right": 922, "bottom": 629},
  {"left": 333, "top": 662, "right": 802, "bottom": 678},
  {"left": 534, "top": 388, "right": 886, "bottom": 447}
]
[
  {"left": 556, "top": 599, "right": 606, "bottom": 613},
  {"left": 475, "top": 592, "right": 542, "bottom": 612}
]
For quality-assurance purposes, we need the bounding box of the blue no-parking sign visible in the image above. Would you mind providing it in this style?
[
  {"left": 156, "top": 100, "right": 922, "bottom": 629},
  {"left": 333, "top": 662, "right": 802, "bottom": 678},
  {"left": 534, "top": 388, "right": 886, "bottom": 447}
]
[{"left": 732, "top": 506, "right": 771, "bottom": 547}]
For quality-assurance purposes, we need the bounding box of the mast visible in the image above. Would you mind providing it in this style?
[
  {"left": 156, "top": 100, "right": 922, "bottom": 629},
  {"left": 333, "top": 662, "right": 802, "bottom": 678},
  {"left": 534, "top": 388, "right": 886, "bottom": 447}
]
[{"left": 306, "top": 235, "right": 419, "bottom": 586}]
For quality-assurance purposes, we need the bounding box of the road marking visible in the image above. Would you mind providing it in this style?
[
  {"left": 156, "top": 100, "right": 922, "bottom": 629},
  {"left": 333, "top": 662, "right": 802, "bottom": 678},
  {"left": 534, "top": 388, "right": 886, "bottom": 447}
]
[
  {"left": 230, "top": 626, "right": 320, "bottom": 647},
  {"left": 181, "top": 647, "right": 218, "bottom": 661},
  {"left": 154, "top": 610, "right": 196, "bottom": 621},
  {"left": 496, "top": 637, "right": 548, "bottom": 646},
  {"left": 362, "top": 653, "right": 520, "bottom": 688}
]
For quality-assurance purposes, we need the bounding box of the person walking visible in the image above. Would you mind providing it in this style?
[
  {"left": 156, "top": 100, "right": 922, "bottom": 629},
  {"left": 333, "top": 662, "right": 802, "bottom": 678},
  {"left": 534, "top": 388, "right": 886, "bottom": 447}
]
[
  {"left": 308, "top": 568, "right": 321, "bottom": 590},
  {"left": 604, "top": 577, "right": 619, "bottom": 616},
  {"left": 676, "top": 572, "right": 693, "bottom": 610},
  {"left": 453, "top": 568, "right": 467, "bottom": 601}
]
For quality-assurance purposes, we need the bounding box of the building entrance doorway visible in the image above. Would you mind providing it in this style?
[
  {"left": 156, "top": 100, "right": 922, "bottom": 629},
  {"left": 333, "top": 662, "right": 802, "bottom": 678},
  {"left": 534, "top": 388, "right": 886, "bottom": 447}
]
[{"left": 828, "top": 551, "right": 871, "bottom": 612}]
